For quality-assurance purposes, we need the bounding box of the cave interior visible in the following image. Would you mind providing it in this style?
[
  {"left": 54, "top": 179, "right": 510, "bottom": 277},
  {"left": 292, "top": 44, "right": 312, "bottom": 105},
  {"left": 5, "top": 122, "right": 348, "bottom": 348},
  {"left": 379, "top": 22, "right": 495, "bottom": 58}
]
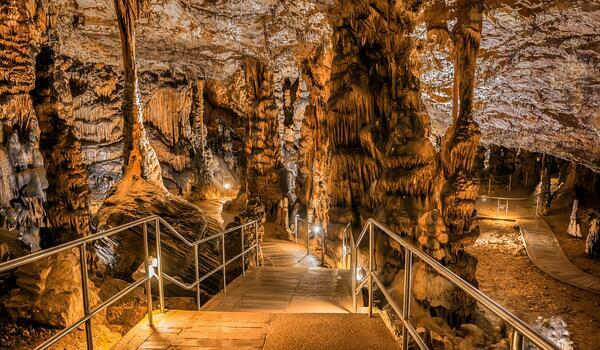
[{"left": 0, "top": 0, "right": 599, "bottom": 349}]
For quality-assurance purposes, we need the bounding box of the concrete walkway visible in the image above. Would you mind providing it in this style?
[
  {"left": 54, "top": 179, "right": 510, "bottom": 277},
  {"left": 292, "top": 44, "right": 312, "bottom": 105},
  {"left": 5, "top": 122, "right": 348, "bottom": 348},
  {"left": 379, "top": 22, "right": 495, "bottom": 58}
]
[
  {"left": 112, "top": 230, "right": 397, "bottom": 349},
  {"left": 113, "top": 310, "right": 400, "bottom": 350},
  {"left": 477, "top": 194, "right": 600, "bottom": 294},
  {"left": 202, "top": 237, "right": 353, "bottom": 313}
]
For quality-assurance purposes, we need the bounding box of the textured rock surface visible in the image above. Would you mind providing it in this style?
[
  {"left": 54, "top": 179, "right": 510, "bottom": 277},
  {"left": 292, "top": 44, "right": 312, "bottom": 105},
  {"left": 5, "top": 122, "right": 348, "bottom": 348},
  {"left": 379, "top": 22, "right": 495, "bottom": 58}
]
[
  {"left": 37, "top": 0, "right": 600, "bottom": 171},
  {"left": 0, "top": 248, "right": 102, "bottom": 328},
  {"left": 419, "top": 0, "right": 600, "bottom": 172}
]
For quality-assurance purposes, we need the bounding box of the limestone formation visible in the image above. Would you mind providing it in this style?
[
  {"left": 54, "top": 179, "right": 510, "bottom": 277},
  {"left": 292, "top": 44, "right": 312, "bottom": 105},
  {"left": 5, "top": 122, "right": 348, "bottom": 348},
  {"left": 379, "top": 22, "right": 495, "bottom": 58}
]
[
  {"left": 586, "top": 219, "right": 599, "bottom": 258},
  {"left": 244, "top": 59, "right": 282, "bottom": 217},
  {"left": 240, "top": 198, "right": 266, "bottom": 267},
  {"left": 438, "top": 0, "right": 484, "bottom": 323},
  {"left": 567, "top": 200, "right": 582, "bottom": 238},
  {"left": 0, "top": 0, "right": 49, "bottom": 253},
  {"left": 1, "top": 248, "right": 102, "bottom": 328},
  {"left": 0, "top": 0, "right": 599, "bottom": 345},
  {"left": 538, "top": 155, "right": 552, "bottom": 216}
]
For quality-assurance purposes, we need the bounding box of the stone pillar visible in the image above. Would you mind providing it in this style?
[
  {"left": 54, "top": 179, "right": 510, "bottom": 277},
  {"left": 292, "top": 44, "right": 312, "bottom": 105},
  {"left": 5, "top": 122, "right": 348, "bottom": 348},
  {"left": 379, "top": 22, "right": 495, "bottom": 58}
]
[
  {"left": 538, "top": 155, "right": 552, "bottom": 216},
  {"left": 244, "top": 59, "right": 281, "bottom": 217},
  {"left": 114, "top": 0, "right": 162, "bottom": 184}
]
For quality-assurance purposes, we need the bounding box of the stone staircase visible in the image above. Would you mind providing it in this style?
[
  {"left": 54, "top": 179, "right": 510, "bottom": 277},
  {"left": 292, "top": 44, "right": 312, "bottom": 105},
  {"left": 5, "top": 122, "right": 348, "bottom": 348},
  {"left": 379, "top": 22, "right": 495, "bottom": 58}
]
[{"left": 111, "top": 238, "right": 400, "bottom": 349}]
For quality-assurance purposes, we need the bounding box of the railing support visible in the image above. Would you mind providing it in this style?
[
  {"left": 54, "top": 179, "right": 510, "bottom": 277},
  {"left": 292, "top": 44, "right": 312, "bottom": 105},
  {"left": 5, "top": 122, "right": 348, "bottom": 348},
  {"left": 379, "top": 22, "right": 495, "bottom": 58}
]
[
  {"left": 512, "top": 331, "right": 524, "bottom": 350},
  {"left": 368, "top": 222, "right": 374, "bottom": 318},
  {"left": 255, "top": 221, "right": 260, "bottom": 267},
  {"left": 194, "top": 244, "right": 201, "bottom": 310},
  {"left": 155, "top": 218, "right": 165, "bottom": 313},
  {"left": 79, "top": 243, "right": 94, "bottom": 349},
  {"left": 402, "top": 247, "right": 413, "bottom": 350},
  {"left": 321, "top": 228, "right": 326, "bottom": 267},
  {"left": 142, "top": 222, "right": 153, "bottom": 326},
  {"left": 306, "top": 221, "right": 310, "bottom": 255},
  {"left": 352, "top": 244, "right": 357, "bottom": 313},
  {"left": 221, "top": 234, "right": 227, "bottom": 293},
  {"left": 295, "top": 215, "right": 299, "bottom": 244},
  {"left": 241, "top": 226, "right": 246, "bottom": 277}
]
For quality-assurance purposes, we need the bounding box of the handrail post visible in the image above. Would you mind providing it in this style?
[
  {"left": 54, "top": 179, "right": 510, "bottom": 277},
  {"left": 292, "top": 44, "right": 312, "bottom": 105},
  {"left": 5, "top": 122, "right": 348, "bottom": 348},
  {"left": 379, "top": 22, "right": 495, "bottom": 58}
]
[
  {"left": 488, "top": 177, "right": 491, "bottom": 196},
  {"left": 194, "top": 244, "right": 201, "bottom": 310},
  {"left": 142, "top": 222, "right": 153, "bottom": 326},
  {"left": 222, "top": 234, "right": 227, "bottom": 293},
  {"left": 321, "top": 227, "right": 326, "bottom": 267},
  {"left": 155, "top": 218, "right": 165, "bottom": 313},
  {"left": 402, "top": 247, "right": 413, "bottom": 350},
  {"left": 255, "top": 221, "right": 260, "bottom": 267},
  {"left": 79, "top": 243, "right": 94, "bottom": 349},
  {"left": 511, "top": 331, "right": 524, "bottom": 350},
  {"left": 306, "top": 220, "right": 310, "bottom": 255},
  {"left": 368, "top": 222, "right": 374, "bottom": 318},
  {"left": 241, "top": 226, "right": 246, "bottom": 277},
  {"left": 352, "top": 243, "right": 357, "bottom": 313},
  {"left": 295, "top": 215, "right": 299, "bottom": 244},
  {"left": 342, "top": 226, "right": 346, "bottom": 269}
]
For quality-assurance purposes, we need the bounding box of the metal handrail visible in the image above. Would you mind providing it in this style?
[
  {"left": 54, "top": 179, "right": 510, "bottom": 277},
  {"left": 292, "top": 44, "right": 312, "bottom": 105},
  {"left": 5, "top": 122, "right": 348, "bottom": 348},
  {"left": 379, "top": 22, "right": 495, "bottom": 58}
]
[
  {"left": 341, "top": 223, "right": 352, "bottom": 268},
  {"left": 0, "top": 216, "right": 261, "bottom": 350},
  {"left": 295, "top": 215, "right": 311, "bottom": 255},
  {"left": 352, "top": 218, "right": 559, "bottom": 350},
  {"left": 158, "top": 219, "right": 260, "bottom": 309},
  {"left": 477, "top": 195, "right": 530, "bottom": 201},
  {"left": 477, "top": 195, "right": 531, "bottom": 217}
]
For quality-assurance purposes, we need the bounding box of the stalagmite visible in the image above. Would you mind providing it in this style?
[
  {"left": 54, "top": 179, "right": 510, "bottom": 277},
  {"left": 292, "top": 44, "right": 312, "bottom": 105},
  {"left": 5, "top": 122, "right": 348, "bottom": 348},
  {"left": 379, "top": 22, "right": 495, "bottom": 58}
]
[
  {"left": 586, "top": 219, "right": 600, "bottom": 258},
  {"left": 244, "top": 59, "right": 282, "bottom": 217},
  {"left": 567, "top": 200, "right": 582, "bottom": 238}
]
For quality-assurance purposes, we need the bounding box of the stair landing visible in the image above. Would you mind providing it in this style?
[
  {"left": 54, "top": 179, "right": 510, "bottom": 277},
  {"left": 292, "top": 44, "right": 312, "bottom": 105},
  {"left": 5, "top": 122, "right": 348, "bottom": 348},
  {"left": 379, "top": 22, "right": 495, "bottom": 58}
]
[{"left": 112, "top": 310, "right": 400, "bottom": 350}]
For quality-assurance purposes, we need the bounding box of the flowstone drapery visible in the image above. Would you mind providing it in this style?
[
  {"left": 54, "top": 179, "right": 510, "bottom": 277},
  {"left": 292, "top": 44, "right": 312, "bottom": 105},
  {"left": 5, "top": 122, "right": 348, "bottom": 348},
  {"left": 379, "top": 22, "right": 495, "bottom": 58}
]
[
  {"left": 0, "top": 0, "right": 49, "bottom": 253},
  {"left": 324, "top": 0, "right": 484, "bottom": 326}
]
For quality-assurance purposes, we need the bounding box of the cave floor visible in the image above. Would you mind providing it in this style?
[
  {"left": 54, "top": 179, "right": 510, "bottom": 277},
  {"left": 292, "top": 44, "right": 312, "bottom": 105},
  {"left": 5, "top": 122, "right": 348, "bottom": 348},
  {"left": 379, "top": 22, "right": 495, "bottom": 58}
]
[
  {"left": 476, "top": 189, "right": 600, "bottom": 294},
  {"left": 468, "top": 221, "right": 600, "bottom": 350}
]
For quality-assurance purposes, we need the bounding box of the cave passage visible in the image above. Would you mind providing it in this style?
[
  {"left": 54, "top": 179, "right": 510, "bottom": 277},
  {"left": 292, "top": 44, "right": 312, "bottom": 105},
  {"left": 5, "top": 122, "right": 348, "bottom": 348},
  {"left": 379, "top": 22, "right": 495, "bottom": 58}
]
[{"left": 0, "top": 0, "right": 599, "bottom": 349}]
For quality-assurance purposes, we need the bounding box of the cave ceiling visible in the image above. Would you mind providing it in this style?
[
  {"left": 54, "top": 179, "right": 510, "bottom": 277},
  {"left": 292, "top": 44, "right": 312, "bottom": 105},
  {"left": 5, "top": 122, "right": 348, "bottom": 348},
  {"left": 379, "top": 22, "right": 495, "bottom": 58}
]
[{"left": 51, "top": 0, "right": 599, "bottom": 171}]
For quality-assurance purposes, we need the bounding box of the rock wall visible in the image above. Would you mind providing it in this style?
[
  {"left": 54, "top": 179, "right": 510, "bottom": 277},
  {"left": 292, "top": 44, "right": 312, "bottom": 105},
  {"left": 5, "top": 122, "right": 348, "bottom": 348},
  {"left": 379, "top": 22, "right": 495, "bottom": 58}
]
[{"left": 0, "top": 0, "right": 49, "bottom": 252}]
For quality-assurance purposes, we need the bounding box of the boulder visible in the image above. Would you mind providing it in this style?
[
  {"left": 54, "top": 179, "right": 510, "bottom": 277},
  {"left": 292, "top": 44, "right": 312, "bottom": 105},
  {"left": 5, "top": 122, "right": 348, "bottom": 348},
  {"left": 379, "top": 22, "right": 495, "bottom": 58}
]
[{"left": 1, "top": 248, "right": 102, "bottom": 328}]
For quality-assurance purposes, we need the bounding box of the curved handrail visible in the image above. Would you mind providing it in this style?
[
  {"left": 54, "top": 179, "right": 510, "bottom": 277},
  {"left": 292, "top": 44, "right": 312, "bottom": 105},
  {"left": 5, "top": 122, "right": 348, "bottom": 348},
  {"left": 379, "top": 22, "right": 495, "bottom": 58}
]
[
  {"left": 0, "top": 215, "right": 159, "bottom": 273},
  {"left": 477, "top": 195, "right": 530, "bottom": 201},
  {"left": 0, "top": 215, "right": 262, "bottom": 350},
  {"left": 353, "top": 218, "right": 559, "bottom": 350}
]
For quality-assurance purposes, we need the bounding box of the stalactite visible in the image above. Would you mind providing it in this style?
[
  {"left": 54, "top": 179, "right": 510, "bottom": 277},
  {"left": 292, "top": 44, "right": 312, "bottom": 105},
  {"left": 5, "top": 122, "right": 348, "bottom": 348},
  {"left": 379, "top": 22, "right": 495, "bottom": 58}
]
[{"left": 113, "top": 0, "right": 162, "bottom": 185}]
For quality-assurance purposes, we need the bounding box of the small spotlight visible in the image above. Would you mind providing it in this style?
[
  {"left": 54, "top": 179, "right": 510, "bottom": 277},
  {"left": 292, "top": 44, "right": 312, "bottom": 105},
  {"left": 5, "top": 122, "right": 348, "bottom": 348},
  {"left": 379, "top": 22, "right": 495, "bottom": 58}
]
[
  {"left": 312, "top": 225, "right": 322, "bottom": 234},
  {"left": 356, "top": 268, "right": 364, "bottom": 281},
  {"left": 223, "top": 182, "right": 232, "bottom": 190}
]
